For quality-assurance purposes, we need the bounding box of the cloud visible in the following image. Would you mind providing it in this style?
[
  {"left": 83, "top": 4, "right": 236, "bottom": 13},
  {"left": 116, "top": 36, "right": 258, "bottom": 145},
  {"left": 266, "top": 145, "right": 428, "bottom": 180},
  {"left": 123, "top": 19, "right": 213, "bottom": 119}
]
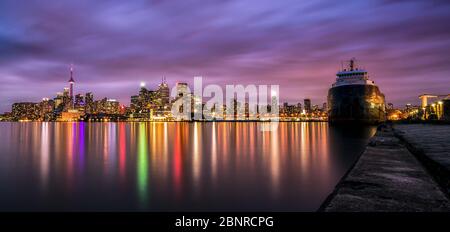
[{"left": 0, "top": 0, "right": 450, "bottom": 112}]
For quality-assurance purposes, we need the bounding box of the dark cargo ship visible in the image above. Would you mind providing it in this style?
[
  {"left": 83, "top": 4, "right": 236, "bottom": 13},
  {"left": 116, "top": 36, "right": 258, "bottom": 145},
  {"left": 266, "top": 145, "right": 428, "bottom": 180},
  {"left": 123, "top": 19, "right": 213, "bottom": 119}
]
[{"left": 328, "top": 59, "right": 386, "bottom": 124}]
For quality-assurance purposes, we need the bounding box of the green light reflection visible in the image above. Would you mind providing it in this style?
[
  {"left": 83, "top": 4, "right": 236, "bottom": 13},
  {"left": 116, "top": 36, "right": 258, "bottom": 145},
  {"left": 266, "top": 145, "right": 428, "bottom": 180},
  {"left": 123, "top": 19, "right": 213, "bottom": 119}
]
[{"left": 137, "top": 123, "right": 149, "bottom": 206}]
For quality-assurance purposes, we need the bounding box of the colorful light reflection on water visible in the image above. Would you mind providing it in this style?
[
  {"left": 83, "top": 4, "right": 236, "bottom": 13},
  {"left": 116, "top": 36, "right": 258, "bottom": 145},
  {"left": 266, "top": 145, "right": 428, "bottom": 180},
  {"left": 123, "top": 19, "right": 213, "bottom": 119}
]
[
  {"left": 0, "top": 122, "right": 376, "bottom": 211},
  {"left": 137, "top": 123, "right": 149, "bottom": 206}
]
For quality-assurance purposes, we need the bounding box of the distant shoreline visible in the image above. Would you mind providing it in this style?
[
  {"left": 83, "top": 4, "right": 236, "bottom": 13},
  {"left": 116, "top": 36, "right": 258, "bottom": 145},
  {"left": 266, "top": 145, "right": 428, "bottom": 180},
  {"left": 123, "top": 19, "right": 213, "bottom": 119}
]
[
  {"left": 0, "top": 120, "right": 328, "bottom": 123},
  {"left": 3, "top": 120, "right": 448, "bottom": 125}
]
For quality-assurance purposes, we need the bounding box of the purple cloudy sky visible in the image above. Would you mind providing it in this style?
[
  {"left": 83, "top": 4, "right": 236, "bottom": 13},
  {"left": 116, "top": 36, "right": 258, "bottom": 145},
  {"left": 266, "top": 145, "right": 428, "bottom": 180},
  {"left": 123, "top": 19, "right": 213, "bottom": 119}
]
[{"left": 1, "top": 0, "right": 450, "bottom": 112}]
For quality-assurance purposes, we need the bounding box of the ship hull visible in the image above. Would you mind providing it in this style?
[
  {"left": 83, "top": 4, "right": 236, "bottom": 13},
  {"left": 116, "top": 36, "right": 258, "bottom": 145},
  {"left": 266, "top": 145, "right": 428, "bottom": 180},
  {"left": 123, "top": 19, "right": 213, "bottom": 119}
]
[{"left": 327, "top": 85, "right": 386, "bottom": 124}]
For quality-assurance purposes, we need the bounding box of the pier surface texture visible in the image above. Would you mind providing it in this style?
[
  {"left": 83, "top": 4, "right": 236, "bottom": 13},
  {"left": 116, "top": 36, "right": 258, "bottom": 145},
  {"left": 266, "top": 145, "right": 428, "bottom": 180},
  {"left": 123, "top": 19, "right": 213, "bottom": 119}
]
[
  {"left": 321, "top": 124, "right": 450, "bottom": 212},
  {"left": 394, "top": 124, "right": 450, "bottom": 194}
]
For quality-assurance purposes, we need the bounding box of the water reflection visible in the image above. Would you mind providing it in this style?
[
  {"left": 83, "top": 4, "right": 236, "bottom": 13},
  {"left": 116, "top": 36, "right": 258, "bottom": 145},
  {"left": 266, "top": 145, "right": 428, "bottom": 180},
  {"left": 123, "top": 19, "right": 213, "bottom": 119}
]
[
  {"left": 270, "top": 125, "right": 280, "bottom": 197},
  {"left": 0, "top": 122, "right": 376, "bottom": 211},
  {"left": 211, "top": 122, "right": 218, "bottom": 183},
  {"left": 137, "top": 123, "right": 149, "bottom": 206},
  {"left": 192, "top": 123, "right": 201, "bottom": 189},
  {"left": 78, "top": 122, "right": 85, "bottom": 174},
  {"left": 108, "top": 123, "right": 117, "bottom": 175},
  {"left": 40, "top": 122, "right": 49, "bottom": 192},
  {"left": 173, "top": 123, "right": 183, "bottom": 200},
  {"left": 118, "top": 123, "right": 126, "bottom": 182},
  {"left": 66, "top": 123, "right": 75, "bottom": 191}
]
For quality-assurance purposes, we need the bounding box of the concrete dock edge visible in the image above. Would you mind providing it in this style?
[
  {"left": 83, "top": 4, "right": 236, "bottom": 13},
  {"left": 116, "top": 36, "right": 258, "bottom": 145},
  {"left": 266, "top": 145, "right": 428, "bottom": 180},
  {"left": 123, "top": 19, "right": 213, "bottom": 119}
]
[{"left": 319, "top": 124, "right": 450, "bottom": 212}]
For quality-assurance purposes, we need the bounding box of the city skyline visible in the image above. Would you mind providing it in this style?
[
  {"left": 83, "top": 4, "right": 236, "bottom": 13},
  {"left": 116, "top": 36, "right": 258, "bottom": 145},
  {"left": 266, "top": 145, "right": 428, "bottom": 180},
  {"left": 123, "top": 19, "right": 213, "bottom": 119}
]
[
  {"left": 1, "top": 0, "right": 450, "bottom": 112},
  {"left": 0, "top": 59, "right": 335, "bottom": 116}
]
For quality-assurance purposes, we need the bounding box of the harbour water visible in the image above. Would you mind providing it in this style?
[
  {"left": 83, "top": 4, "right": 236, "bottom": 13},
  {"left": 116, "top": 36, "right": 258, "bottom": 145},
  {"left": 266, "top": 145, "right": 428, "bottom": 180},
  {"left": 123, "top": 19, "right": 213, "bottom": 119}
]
[{"left": 0, "top": 122, "right": 376, "bottom": 211}]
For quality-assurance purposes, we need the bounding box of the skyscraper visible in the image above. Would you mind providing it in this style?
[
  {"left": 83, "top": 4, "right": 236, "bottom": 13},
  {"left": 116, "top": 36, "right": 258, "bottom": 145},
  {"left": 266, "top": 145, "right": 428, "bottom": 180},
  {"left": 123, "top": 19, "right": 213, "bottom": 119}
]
[
  {"left": 54, "top": 92, "right": 63, "bottom": 109},
  {"left": 75, "top": 94, "right": 85, "bottom": 107},
  {"left": 304, "top": 99, "right": 311, "bottom": 113},
  {"left": 74, "top": 94, "right": 85, "bottom": 113},
  {"left": 176, "top": 82, "right": 189, "bottom": 98},
  {"left": 158, "top": 77, "right": 170, "bottom": 109},
  {"left": 130, "top": 83, "right": 160, "bottom": 119},
  {"left": 85, "top": 92, "right": 94, "bottom": 114},
  {"left": 39, "top": 98, "right": 55, "bottom": 121},
  {"left": 62, "top": 87, "right": 70, "bottom": 111},
  {"left": 271, "top": 90, "right": 279, "bottom": 116}
]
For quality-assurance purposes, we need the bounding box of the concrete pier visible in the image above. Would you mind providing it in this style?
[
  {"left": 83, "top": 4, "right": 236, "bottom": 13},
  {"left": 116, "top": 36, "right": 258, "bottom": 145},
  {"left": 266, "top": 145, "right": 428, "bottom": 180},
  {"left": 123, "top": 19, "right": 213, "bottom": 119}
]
[
  {"left": 394, "top": 124, "right": 450, "bottom": 194},
  {"left": 320, "top": 124, "right": 450, "bottom": 212}
]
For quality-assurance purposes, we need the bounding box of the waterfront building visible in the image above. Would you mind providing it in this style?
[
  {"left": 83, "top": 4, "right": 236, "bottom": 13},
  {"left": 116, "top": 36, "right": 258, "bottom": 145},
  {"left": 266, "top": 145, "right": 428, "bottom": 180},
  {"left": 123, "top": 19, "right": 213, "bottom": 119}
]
[
  {"left": 60, "top": 109, "right": 82, "bottom": 122},
  {"left": 0, "top": 112, "right": 12, "bottom": 121},
  {"left": 419, "top": 94, "right": 437, "bottom": 109},
  {"left": 418, "top": 94, "right": 450, "bottom": 120},
  {"left": 443, "top": 99, "right": 450, "bottom": 120},
  {"left": 327, "top": 58, "right": 386, "bottom": 123},
  {"left": 12, "top": 102, "right": 40, "bottom": 121},
  {"left": 105, "top": 99, "right": 120, "bottom": 114},
  {"left": 39, "top": 98, "right": 55, "bottom": 121}
]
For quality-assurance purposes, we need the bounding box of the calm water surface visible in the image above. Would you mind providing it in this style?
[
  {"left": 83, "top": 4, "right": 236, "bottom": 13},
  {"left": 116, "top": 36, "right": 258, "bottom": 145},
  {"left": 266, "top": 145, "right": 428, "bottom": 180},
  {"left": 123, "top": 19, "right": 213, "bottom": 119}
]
[{"left": 0, "top": 122, "right": 375, "bottom": 211}]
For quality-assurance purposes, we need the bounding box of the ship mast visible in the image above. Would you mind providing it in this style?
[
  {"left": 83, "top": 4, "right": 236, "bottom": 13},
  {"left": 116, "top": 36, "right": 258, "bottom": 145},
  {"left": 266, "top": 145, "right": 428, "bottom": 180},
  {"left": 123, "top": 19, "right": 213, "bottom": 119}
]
[{"left": 349, "top": 58, "right": 356, "bottom": 71}]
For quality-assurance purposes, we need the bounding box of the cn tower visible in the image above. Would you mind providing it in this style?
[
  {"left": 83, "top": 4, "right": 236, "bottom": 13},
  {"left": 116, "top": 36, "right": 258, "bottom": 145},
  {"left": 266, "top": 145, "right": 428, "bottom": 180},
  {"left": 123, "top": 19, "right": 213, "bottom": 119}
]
[{"left": 68, "top": 65, "right": 75, "bottom": 107}]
